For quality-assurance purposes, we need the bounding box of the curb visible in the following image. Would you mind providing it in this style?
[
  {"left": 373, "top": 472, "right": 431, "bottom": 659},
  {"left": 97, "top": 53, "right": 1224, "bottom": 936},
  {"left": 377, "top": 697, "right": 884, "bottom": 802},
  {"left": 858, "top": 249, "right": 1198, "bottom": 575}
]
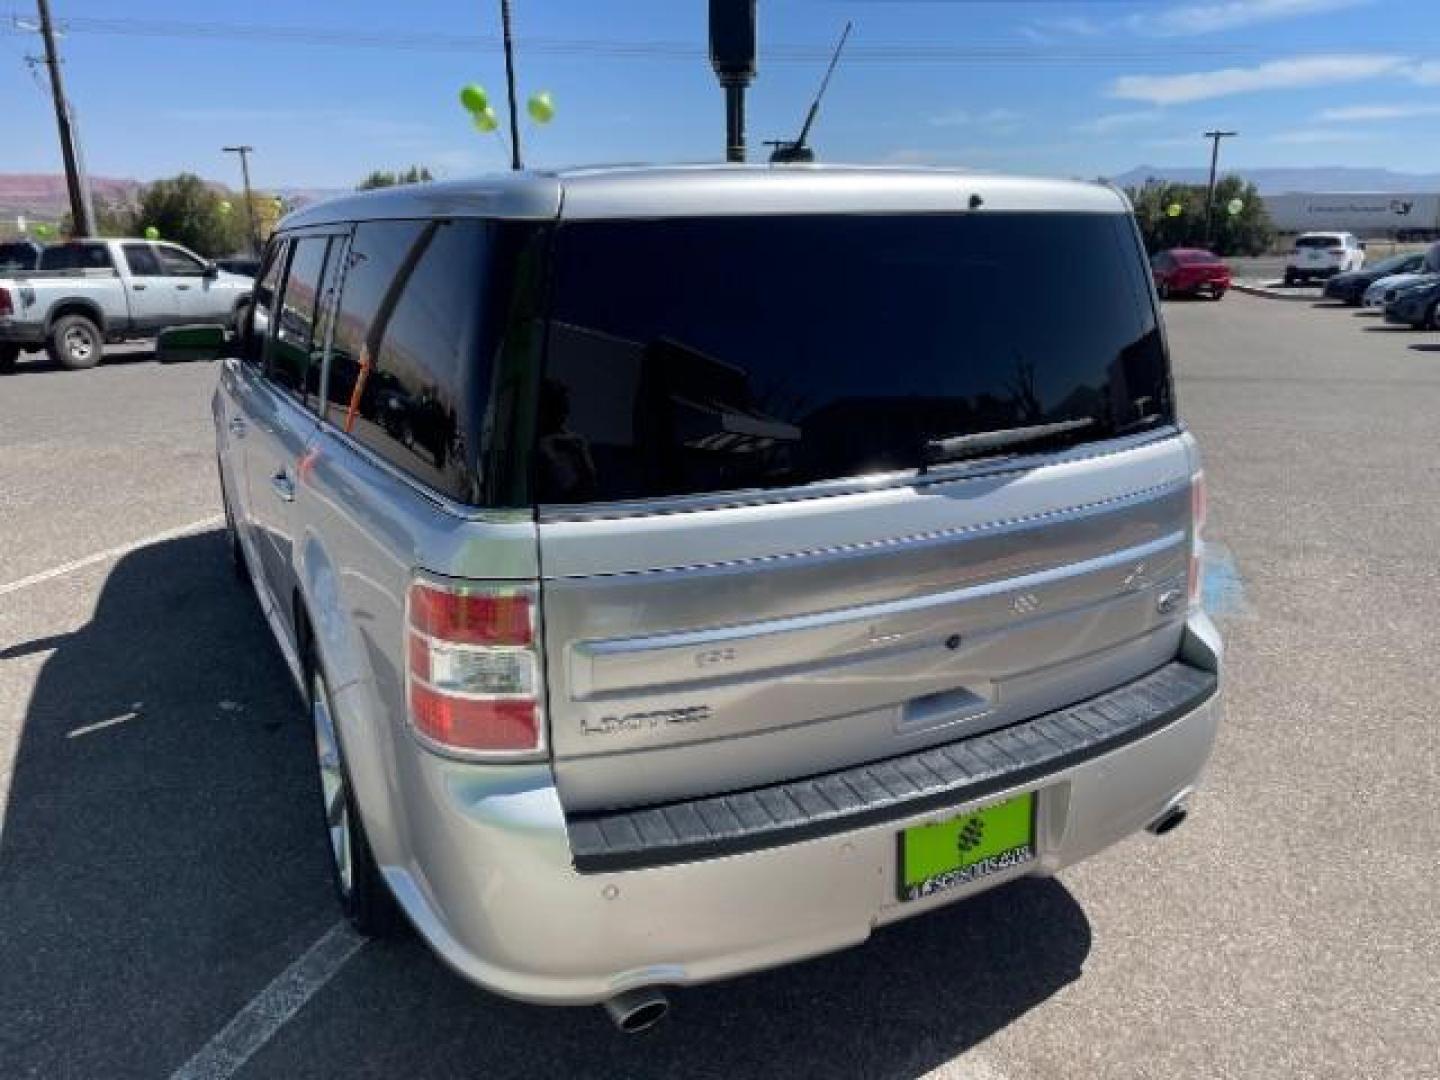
[{"left": 1231, "top": 281, "right": 1326, "bottom": 302}]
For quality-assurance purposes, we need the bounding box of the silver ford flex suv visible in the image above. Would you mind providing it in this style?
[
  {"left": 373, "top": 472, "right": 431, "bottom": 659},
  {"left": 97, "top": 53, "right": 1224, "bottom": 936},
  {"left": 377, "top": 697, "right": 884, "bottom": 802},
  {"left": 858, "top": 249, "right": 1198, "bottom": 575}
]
[{"left": 200, "top": 165, "right": 1221, "bottom": 1030}]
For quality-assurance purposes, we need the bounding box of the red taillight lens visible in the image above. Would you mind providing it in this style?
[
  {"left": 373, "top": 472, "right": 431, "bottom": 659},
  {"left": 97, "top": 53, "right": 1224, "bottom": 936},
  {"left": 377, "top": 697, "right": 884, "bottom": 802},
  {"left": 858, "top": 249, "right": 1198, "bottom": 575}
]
[
  {"left": 1188, "top": 471, "right": 1206, "bottom": 608},
  {"left": 406, "top": 577, "right": 542, "bottom": 754},
  {"left": 409, "top": 581, "right": 533, "bottom": 645},
  {"left": 0, "top": 287, "right": 13, "bottom": 318}
]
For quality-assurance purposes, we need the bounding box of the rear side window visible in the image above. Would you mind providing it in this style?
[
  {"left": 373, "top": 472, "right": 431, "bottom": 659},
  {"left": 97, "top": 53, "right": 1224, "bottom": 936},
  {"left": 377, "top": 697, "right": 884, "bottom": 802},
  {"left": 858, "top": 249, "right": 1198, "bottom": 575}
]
[
  {"left": 269, "top": 236, "right": 332, "bottom": 406},
  {"left": 323, "top": 218, "right": 547, "bottom": 504},
  {"left": 39, "top": 242, "right": 113, "bottom": 271},
  {"left": 241, "top": 240, "right": 287, "bottom": 370},
  {"left": 122, "top": 244, "right": 161, "bottom": 276},
  {"left": 541, "top": 212, "right": 1170, "bottom": 506}
]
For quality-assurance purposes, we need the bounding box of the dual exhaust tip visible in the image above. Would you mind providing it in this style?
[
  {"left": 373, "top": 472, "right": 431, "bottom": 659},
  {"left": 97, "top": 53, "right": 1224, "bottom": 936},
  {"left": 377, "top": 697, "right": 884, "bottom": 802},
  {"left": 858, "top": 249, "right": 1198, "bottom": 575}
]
[{"left": 604, "top": 986, "right": 670, "bottom": 1034}]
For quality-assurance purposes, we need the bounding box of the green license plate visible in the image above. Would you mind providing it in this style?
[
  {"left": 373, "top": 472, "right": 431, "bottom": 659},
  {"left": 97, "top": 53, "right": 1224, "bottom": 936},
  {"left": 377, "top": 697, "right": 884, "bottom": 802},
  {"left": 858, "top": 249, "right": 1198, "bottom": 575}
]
[{"left": 899, "top": 792, "right": 1036, "bottom": 902}]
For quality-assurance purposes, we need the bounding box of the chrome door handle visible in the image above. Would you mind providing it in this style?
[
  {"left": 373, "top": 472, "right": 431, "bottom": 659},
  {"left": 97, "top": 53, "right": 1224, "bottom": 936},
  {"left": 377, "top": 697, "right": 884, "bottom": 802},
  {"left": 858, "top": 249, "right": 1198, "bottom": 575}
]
[
  {"left": 176, "top": 284, "right": 192, "bottom": 291},
  {"left": 228, "top": 416, "right": 247, "bottom": 437},
  {"left": 132, "top": 283, "right": 147, "bottom": 290},
  {"left": 271, "top": 470, "right": 295, "bottom": 502}
]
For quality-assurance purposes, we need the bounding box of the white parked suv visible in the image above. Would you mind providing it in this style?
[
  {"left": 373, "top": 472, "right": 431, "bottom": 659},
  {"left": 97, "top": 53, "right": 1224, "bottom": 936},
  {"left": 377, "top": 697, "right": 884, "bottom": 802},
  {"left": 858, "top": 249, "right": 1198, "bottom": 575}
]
[{"left": 1284, "top": 231, "right": 1364, "bottom": 285}]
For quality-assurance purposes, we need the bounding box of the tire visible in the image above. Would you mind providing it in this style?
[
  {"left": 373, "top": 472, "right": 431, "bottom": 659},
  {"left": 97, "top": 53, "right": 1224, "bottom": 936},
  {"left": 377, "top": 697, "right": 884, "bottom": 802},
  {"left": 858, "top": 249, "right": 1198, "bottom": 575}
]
[
  {"left": 0, "top": 342, "right": 18, "bottom": 373},
  {"left": 1210, "top": 288, "right": 1226, "bottom": 301},
  {"left": 46, "top": 313, "right": 103, "bottom": 370},
  {"left": 1428, "top": 301, "right": 1440, "bottom": 332},
  {"left": 1157, "top": 281, "right": 1170, "bottom": 300},
  {"left": 1283, "top": 270, "right": 1297, "bottom": 287},
  {"left": 308, "top": 652, "right": 397, "bottom": 938}
]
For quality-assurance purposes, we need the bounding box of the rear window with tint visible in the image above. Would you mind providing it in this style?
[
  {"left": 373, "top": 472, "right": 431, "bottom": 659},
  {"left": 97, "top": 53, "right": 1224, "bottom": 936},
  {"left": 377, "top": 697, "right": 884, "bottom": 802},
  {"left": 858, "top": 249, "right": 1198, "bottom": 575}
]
[
  {"left": 540, "top": 212, "right": 1170, "bottom": 506},
  {"left": 1296, "top": 236, "right": 1341, "bottom": 249},
  {"left": 1174, "top": 250, "right": 1220, "bottom": 265},
  {"left": 39, "top": 243, "right": 114, "bottom": 271}
]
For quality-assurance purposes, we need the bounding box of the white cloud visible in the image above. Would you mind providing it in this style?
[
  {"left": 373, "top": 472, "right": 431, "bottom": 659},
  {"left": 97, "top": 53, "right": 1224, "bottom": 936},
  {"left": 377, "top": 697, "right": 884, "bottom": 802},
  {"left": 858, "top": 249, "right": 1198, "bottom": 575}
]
[
  {"left": 928, "top": 107, "right": 1023, "bottom": 129},
  {"left": 1405, "top": 61, "right": 1440, "bottom": 85},
  {"left": 1110, "top": 54, "right": 1406, "bottom": 105},
  {"left": 1074, "top": 110, "right": 1165, "bottom": 135},
  {"left": 1125, "top": 0, "right": 1370, "bottom": 37},
  {"left": 1268, "top": 128, "right": 1379, "bottom": 144},
  {"left": 1317, "top": 102, "right": 1440, "bottom": 121}
]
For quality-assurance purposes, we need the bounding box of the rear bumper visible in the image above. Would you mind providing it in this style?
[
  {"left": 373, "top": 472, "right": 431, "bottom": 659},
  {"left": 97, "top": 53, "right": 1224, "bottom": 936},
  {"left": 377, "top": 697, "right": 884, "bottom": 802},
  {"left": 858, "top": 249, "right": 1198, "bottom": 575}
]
[
  {"left": 380, "top": 617, "right": 1223, "bottom": 1006},
  {"left": 0, "top": 323, "right": 45, "bottom": 346}
]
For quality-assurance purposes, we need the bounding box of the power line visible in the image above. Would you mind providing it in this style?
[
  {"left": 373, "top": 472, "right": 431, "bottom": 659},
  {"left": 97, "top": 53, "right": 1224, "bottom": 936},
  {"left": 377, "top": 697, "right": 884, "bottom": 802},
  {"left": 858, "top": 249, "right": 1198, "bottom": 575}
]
[{"left": 2, "top": 13, "right": 1428, "bottom": 65}]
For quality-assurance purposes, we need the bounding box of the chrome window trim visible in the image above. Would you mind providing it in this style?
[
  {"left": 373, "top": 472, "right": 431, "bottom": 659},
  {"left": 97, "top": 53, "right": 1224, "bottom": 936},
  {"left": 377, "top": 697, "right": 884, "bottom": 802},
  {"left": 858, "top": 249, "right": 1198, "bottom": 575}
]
[{"left": 535, "top": 426, "right": 1181, "bottom": 523}]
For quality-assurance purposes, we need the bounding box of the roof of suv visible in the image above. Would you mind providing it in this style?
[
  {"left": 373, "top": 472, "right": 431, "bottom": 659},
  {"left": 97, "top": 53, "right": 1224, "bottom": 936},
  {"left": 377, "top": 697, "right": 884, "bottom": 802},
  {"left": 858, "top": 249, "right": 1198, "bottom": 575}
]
[{"left": 280, "top": 164, "right": 1129, "bottom": 230}]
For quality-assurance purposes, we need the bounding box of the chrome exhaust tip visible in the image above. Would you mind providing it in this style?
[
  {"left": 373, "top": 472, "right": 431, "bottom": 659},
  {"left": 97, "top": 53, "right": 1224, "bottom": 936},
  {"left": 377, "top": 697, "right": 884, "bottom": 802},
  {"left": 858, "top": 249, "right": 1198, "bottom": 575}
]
[
  {"left": 604, "top": 987, "right": 670, "bottom": 1034},
  {"left": 1147, "top": 804, "right": 1189, "bottom": 836}
]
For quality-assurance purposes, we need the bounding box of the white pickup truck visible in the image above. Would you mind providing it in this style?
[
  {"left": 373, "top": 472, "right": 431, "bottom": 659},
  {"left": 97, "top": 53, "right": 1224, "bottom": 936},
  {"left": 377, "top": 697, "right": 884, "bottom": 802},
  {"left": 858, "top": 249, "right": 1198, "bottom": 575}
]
[{"left": 0, "top": 238, "right": 252, "bottom": 371}]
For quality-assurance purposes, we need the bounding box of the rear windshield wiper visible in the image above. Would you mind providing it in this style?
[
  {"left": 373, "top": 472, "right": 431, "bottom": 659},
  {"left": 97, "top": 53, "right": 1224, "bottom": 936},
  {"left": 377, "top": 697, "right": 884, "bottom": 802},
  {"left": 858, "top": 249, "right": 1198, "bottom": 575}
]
[{"left": 923, "top": 417, "right": 1095, "bottom": 469}]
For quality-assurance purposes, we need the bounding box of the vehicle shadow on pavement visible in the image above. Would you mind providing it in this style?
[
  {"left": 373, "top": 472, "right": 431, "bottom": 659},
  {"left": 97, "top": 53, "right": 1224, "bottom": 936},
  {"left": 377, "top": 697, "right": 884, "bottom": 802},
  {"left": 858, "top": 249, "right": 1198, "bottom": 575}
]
[
  {"left": 252, "top": 874, "right": 1090, "bottom": 1080},
  {"left": 0, "top": 346, "right": 156, "bottom": 374},
  {"left": 0, "top": 530, "right": 1092, "bottom": 1080},
  {"left": 0, "top": 530, "right": 341, "bottom": 1079}
]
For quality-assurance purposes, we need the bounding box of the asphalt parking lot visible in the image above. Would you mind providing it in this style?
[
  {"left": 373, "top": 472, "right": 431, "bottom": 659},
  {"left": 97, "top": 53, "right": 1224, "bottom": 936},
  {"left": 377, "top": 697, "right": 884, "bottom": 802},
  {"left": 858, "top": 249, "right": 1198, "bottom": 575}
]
[{"left": 2, "top": 297, "right": 1438, "bottom": 1079}]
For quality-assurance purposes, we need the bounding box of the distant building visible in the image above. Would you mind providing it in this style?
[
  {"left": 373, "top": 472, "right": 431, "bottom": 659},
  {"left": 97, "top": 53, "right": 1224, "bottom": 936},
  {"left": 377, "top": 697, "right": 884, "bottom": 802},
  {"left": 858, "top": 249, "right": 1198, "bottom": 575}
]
[{"left": 1261, "top": 193, "right": 1440, "bottom": 240}]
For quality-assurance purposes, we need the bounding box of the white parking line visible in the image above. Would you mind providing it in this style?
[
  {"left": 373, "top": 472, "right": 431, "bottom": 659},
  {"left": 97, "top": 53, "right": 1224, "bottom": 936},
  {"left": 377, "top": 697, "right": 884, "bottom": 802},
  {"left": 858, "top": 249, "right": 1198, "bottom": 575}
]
[
  {"left": 0, "top": 516, "right": 223, "bottom": 596},
  {"left": 168, "top": 921, "right": 364, "bottom": 1080}
]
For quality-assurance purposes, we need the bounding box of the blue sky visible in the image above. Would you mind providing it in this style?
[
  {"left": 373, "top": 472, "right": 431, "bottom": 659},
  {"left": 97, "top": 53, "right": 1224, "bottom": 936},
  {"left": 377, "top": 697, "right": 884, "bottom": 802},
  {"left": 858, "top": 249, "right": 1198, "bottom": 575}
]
[{"left": 3, "top": 0, "right": 1439, "bottom": 189}]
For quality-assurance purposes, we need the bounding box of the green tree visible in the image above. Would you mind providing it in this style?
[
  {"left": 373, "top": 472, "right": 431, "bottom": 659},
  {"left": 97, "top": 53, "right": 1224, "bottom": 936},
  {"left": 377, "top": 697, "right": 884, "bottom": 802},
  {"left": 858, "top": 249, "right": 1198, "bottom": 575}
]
[
  {"left": 1127, "top": 175, "right": 1274, "bottom": 256},
  {"left": 61, "top": 197, "right": 140, "bottom": 239},
  {"left": 133, "top": 173, "right": 247, "bottom": 256},
  {"left": 357, "top": 165, "right": 435, "bottom": 190}
]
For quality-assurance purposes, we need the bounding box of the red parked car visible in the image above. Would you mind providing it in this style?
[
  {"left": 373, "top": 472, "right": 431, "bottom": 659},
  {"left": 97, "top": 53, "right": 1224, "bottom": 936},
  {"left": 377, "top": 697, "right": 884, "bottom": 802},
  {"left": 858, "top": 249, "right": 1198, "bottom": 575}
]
[{"left": 1150, "top": 248, "right": 1232, "bottom": 300}]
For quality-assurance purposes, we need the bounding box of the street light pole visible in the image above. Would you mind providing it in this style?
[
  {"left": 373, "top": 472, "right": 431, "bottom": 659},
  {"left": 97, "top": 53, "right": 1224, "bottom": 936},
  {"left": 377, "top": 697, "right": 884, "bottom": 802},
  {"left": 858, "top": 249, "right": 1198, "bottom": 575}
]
[
  {"left": 499, "top": 0, "right": 523, "bottom": 170},
  {"left": 1203, "top": 130, "right": 1238, "bottom": 247},
  {"left": 35, "top": 0, "right": 93, "bottom": 236},
  {"left": 223, "top": 145, "right": 259, "bottom": 256}
]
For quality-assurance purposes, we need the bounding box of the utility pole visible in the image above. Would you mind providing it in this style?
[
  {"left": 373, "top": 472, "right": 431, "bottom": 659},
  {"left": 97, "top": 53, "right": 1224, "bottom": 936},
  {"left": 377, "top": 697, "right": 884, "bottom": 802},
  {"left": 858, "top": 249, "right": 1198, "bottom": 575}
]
[
  {"left": 35, "top": 0, "right": 92, "bottom": 236},
  {"left": 223, "top": 145, "right": 259, "bottom": 256},
  {"left": 1203, "top": 130, "right": 1238, "bottom": 247},
  {"left": 499, "top": 0, "right": 522, "bottom": 170},
  {"left": 710, "top": 0, "right": 757, "bottom": 162}
]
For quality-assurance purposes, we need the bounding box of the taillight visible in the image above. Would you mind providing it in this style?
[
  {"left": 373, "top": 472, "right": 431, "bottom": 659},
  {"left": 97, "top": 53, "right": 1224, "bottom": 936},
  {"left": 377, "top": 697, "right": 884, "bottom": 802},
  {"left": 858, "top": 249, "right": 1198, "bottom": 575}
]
[
  {"left": 405, "top": 575, "right": 543, "bottom": 754},
  {"left": 1188, "top": 471, "right": 1207, "bottom": 608},
  {"left": 0, "top": 287, "right": 12, "bottom": 318}
]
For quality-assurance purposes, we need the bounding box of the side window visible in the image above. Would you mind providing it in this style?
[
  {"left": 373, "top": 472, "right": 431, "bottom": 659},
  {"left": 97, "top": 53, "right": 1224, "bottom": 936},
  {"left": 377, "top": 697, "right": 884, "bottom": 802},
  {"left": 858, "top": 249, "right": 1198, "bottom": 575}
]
[
  {"left": 326, "top": 219, "right": 490, "bottom": 501},
  {"left": 242, "top": 240, "right": 287, "bottom": 370},
  {"left": 269, "top": 236, "right": 332, "bottom": 406},
  {"left": 156, "top": 245, "right": 207, "bottom": 276},
  {"left": 121, "top": 243, "right": 161, "bottom": 277},
  {"left": 39, "top": 242, "right": 113, "bottom": 271}
]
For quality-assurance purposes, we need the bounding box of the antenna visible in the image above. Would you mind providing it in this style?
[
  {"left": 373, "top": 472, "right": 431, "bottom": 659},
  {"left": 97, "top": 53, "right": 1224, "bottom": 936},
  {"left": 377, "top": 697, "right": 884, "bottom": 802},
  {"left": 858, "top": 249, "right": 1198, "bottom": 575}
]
[{"left": 767, "top": 21, "right": 852, "bottom": 165}]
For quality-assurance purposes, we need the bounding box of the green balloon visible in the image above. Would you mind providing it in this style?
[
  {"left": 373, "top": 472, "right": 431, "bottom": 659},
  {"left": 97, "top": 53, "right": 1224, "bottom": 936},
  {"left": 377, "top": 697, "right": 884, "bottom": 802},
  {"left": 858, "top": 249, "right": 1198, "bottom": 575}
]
[
  {"left": 1227, "top": 198, "right": 1244, "bottom": 216},
  {"left": 218, "top": 200, "right": 233, "bottom": 214},
  {"left": 144, "top": 225, "right": 160, "bottom": 240},
  {"left": 35, "top": 223, "right": 53, "bottom": 238},
  {"left": 526, "top": 90, "right": 555, "bottom": 124},
  {"left": 1166, "top": 203, "right": 1183, "bottom": 218},
  {"left": 459, "top": 83, "right": 489, "bottom": 114},
  {"left": 473, "top": 106, "right": 499, "bottom": 134}
]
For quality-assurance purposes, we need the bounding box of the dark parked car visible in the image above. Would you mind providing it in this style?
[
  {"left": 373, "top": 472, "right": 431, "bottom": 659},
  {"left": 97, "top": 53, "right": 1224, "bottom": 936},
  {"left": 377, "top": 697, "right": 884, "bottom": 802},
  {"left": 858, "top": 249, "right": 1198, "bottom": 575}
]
[
  {"left": 1322, "top": 251, "right": 1426, "bottom": 305},
  {"left": 0, "top": 239, "right": 42, "bottom": 274},
  {"left": 1150, "top": 248, "right": 1231, "bottom": 300},
  {"left": 1383, "top": 275, "right": 1440, "bottom": 329}
]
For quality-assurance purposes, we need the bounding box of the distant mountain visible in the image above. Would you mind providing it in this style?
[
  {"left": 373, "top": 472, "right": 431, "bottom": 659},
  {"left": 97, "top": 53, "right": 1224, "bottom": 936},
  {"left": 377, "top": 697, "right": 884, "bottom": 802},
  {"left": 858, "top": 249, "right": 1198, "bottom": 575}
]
[
  {"left": 1112, "top": 165, "right": 1440, "bottom": 194},
  {"left": 0, "top": 173, "right": 345, "bottom": 224}
]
